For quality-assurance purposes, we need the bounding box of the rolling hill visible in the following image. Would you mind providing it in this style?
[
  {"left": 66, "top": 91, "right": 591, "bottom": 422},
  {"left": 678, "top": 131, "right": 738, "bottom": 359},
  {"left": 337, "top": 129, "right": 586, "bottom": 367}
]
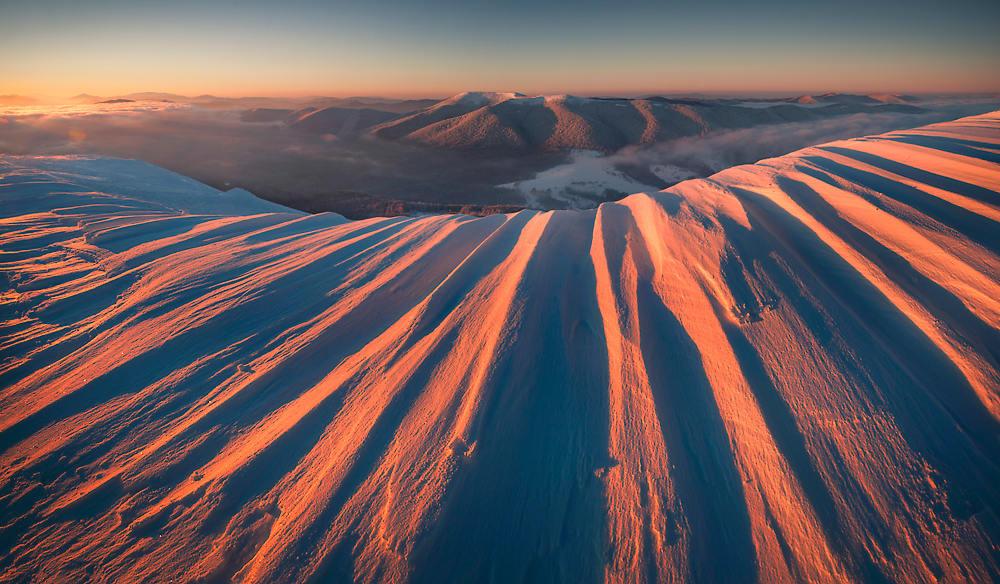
[
  {"left": 235, "top": 92, "right": 931, "bottom": 152},
  {"left": 327, "top": 92, "right": 929, "bottom": 152}
]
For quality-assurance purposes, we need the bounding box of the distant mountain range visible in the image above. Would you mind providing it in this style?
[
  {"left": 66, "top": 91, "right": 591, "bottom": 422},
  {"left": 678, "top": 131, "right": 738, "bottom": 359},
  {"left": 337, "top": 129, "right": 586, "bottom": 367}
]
[
  {"left": 238, "top": 91, "right": 928, "bottom": 153},
  {"left": 777, "top": 92, "right": 921, "bottom": 105}
]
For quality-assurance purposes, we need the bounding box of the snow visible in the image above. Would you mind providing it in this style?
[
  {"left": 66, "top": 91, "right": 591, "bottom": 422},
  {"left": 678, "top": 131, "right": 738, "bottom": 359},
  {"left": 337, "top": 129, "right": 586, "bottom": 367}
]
[
  {"left": 733, "top": 101, "right": 830, "bottom": 109},
  {"left": 441, "top": 91, "right": 527, "bottom": 107},
  {"left": 1, "top": 112, "right": 1000, "bottom": 583},
  {"left": 0, "top": 154, "right": 301, "bottom": 217},
  {"left": 498, "top": 150, "right": 662, "bottom": 208},
  {"left": 650, "top": 163, "right": 700, "bottom": 183}
]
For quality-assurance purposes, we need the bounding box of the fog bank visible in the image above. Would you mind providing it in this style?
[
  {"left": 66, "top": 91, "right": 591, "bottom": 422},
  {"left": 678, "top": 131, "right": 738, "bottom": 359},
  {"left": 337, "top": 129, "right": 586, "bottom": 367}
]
[{"left": 2, "top": 99, "right": 996, "bottom": 214}]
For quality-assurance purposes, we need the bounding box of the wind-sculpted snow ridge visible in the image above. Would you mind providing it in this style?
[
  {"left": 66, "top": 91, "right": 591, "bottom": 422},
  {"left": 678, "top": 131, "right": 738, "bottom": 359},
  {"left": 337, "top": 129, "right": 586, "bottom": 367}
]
[{"left": 1, "top": 113, "right": 1000, "bottom": 583}]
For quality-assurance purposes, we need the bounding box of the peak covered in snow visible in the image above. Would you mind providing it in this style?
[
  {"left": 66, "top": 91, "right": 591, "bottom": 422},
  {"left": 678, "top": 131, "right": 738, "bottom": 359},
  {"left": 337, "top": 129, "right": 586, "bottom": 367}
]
[
  {"left": 365, "top": 92, "right": 930, "bottom": 153},
  {"left": 786, "top": 92, "right": 921, "bottom": 105},
  {"left": 441, "top": 91, "right": 528, "bottom": 107},
  {"left": 226, "top": 92, "right": 936, "bottom": 156}
]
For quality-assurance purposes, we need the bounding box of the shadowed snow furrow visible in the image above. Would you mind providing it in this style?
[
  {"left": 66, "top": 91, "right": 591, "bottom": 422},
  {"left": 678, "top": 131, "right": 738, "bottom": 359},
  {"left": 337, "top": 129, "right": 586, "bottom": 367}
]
[{"left": 1, "top": 112, "right": 999, "bottom": 583}]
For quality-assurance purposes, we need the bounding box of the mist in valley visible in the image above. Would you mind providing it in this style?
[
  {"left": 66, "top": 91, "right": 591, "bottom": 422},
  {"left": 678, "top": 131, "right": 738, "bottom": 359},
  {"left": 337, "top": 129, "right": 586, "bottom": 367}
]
[{"left": 2, "top": 97, "right": 997, "bottom": 217}]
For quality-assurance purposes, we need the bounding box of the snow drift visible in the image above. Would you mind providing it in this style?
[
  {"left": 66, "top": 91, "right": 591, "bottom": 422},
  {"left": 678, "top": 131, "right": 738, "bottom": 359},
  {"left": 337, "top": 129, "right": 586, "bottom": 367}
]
[{"left": 2, "top": 112, "right": 1000, "bottom": 583}]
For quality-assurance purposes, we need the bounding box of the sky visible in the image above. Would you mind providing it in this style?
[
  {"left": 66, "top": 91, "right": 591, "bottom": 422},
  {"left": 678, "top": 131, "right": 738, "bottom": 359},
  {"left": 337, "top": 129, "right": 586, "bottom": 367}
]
[{"left": 2, "top": 0, "right": 999, "bottom": 98}]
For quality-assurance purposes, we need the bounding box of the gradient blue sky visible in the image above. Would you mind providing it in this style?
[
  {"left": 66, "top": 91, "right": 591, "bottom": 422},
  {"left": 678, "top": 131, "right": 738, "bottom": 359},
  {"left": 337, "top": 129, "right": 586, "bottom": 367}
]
[{"left": 2, "top": 0, "right": 998, "bottom": 97}]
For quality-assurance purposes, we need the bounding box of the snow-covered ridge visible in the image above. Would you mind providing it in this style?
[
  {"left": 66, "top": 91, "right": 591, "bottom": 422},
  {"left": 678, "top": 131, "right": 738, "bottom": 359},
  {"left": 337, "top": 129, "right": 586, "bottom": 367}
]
[
  {"left": 1, "top": 112, "right": 1000, "bottom": 583},
  {"left": 0, "top": 154, "right": 298, "bottom": 217},
  {"left": 440, "top": 91, "right": 528, "bottom": 107},
  {"left": 366, "top": 91, "right": 931, "bottom": 153}
]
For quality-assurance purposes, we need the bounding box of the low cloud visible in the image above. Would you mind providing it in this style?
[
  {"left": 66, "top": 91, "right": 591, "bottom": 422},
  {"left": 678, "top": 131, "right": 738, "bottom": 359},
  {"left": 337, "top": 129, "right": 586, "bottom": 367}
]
[
  {"left": 0, "top": 102, "right": 409, "bottom": 195},
  {"left": 0, "top": 102, "right": 562, "bottom": 211},
  {"left": 606, "top": 111, "right": 953, "bottom": 178},
  {"left": 2, "top": 101, "right": 996, "bottom": 213}
]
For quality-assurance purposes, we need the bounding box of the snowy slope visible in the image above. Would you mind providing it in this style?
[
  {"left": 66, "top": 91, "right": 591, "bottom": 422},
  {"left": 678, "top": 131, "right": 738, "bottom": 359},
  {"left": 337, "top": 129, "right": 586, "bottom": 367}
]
[
  {"left": 0, "top": 155, "right": 299, "bottom": 217},
  {"left": 2, "top": 113, "right": 1000, "bottom": 583}
]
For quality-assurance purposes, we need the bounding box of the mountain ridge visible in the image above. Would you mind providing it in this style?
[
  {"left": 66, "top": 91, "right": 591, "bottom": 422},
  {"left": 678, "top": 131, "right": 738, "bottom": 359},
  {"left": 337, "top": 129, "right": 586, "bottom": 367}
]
[{"left": 261, "top": 91, "right": 933, "bottom": 152}]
